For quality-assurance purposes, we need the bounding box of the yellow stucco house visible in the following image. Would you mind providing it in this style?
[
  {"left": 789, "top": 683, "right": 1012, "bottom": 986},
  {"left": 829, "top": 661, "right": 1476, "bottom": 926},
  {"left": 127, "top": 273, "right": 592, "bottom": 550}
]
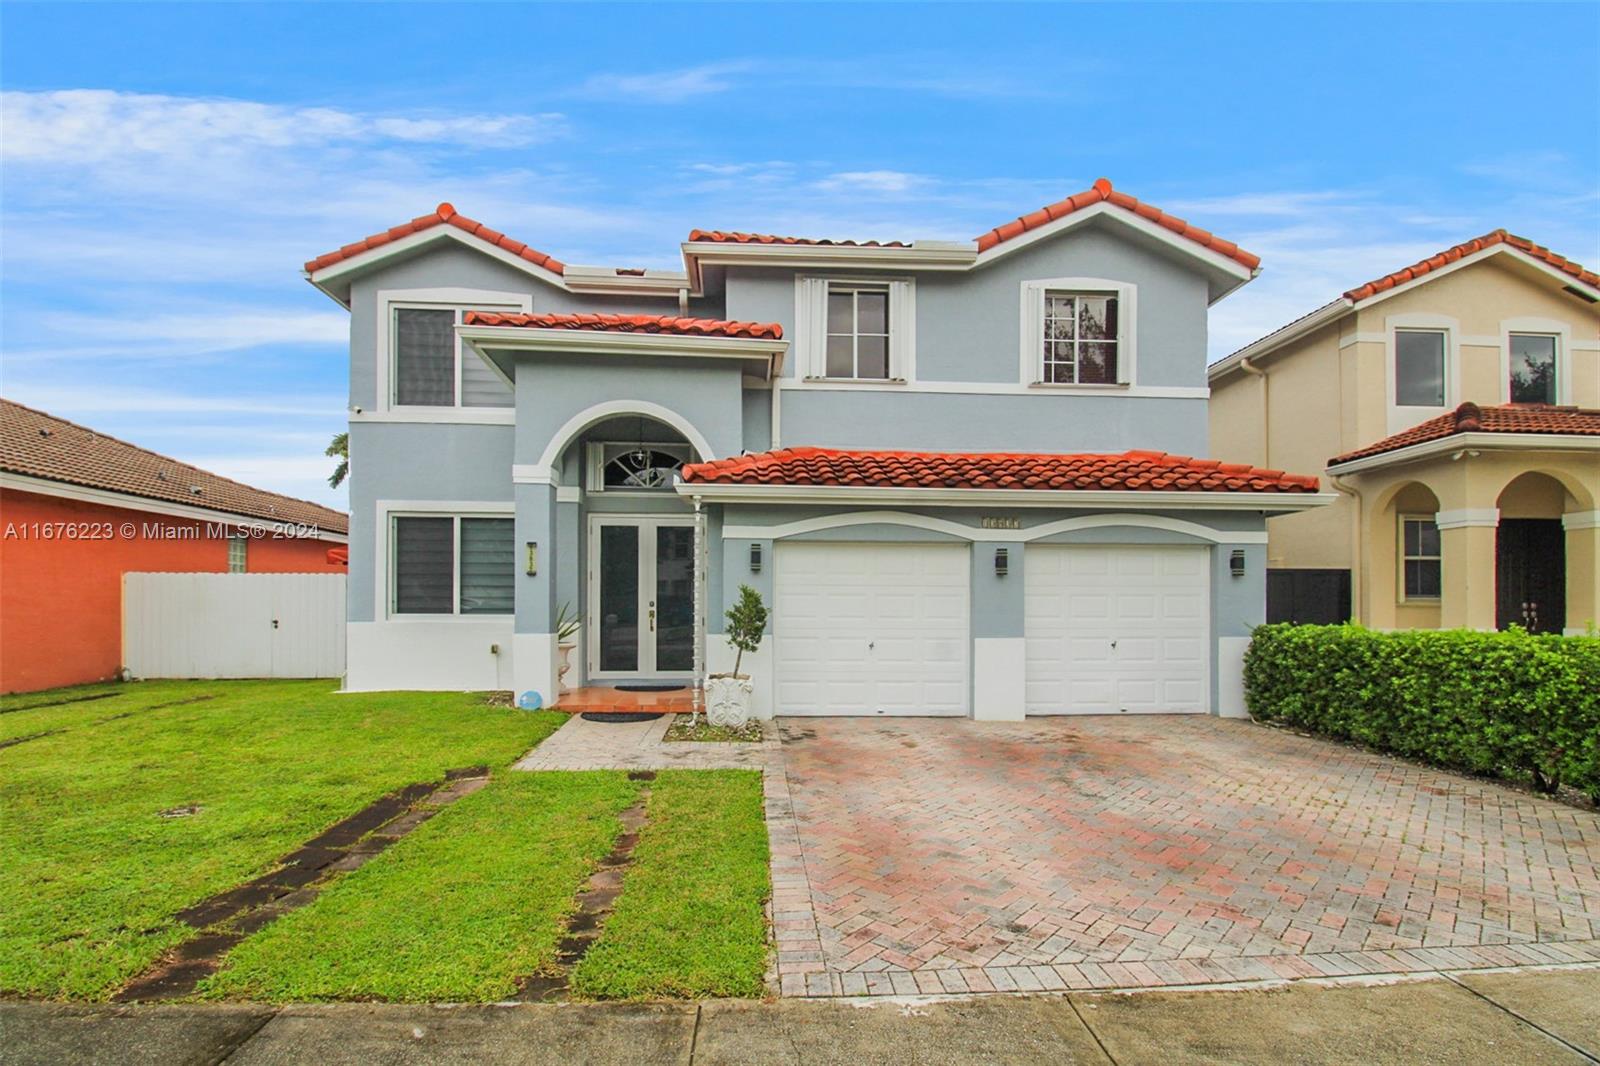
[{"left": 1209, "top": 231, "right": 1599, "bottom": 635}]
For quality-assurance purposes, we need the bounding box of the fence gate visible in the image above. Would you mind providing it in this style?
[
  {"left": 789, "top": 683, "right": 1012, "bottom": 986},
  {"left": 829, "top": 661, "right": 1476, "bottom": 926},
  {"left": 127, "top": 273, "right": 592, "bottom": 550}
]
[{"left": 123, "top": 573, "right": 345, "bottom": 679}]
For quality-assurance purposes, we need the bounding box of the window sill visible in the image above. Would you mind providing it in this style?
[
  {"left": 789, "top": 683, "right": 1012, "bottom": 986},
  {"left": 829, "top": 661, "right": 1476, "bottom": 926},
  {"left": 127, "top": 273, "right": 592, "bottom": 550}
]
[
  {"left": 1026, "top": 381, "right": 1131, "bottom": 391},
  {"left": 356, "top": 408, "right": 516, "bottom": 425},
  {"left": 801, "top": 376, "right": 908, "bottom": 385},
  {"left": 386, "top": 613, "right": 515, "bottom": 622},
  {"left": 1396, "top": 598, "right": 1441, "bottom": 606}
]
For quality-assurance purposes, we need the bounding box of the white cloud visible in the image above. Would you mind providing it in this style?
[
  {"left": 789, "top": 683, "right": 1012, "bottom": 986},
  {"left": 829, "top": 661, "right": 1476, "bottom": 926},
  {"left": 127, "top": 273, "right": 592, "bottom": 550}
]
[
  {"left": 573, "top": 63, "right": 752, "bottom": 103},
  {"left": 816, "top": 170, "right": 928, "bottom": 195},
  {"left": 2, "top": 384, "right": 342, "bottom": 417},
  {"left": 0, "top": 90, "right": 563, "bottom": 162}
]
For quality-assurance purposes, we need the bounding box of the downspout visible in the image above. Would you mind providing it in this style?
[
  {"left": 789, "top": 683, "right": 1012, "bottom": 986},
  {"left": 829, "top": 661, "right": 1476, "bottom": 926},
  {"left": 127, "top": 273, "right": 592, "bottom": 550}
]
[
  {"left": 769, "top": 376, "right": 782, "bottom": 450},
  {"left": 1329, "top": 471, "right": 1362, "bottom": 623},
  {"left": 1238, "top": 356, "right": 1269, "bottom": 468},
  {"left": 678, "top": 286, "right": 689, "bottom": 317}
]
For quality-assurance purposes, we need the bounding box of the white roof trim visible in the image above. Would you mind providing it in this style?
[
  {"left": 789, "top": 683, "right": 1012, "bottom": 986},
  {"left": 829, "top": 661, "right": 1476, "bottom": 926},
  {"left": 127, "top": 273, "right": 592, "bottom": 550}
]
[
  {"left": 676, "top": 481, "right": 1334, "bottom": 511},
  {"left": 459, "top": 324, "right": 787, "bottom": 380},
  {"left": 0, "top": 471, "right": 348, "bottom": 542},
  {"left": 1327, "top": 431, "right": 1600, "bottom": 474},
  {"left": 681, "top": 239, "right": 976, "bottom": 290}
]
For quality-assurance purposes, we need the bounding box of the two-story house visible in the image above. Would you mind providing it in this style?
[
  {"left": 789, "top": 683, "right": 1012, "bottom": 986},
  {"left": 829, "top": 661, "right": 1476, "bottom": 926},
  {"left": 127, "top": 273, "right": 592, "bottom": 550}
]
[
  {"left": 1210, "top": 231, "right": 1599, "bottom": 635},
  {"left": 307, "top": 179, "right": 1329, "bottom": 719}
]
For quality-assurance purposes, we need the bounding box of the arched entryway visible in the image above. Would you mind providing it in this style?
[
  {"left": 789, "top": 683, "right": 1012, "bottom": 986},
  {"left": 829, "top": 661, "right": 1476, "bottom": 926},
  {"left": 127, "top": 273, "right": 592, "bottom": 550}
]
[
  {"left": 1370, "top": 481, "right": 1443, "bottom": 630},
  {"left": 1495, "top": 472, "right": 1569, "bottom": 633}
]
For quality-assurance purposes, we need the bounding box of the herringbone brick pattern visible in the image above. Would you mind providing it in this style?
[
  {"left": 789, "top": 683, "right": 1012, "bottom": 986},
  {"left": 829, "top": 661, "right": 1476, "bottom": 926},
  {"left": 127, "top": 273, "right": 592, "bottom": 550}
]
[{"left": 770, "top": 717, "right": 1600, "bottom": 997}]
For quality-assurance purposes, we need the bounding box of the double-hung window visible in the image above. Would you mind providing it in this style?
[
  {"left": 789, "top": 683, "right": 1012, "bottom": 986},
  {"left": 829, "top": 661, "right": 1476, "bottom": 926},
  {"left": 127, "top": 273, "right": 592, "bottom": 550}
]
[
  {"left": 1399, "top": 515, "right": 1441, "bottom": 601},
  {"left": 391, "top": 305, "right": 514, "bottom": 409},
  {"left": 392, "top": 515, "right": 514, "bottom": 615},
  {"left": 825, "top": 285, "right": 891, "bottom": 379},
  {"left": 1394, "top": 329, "right": 1446, "bottom": 407},
  {"left": 1508, "top": 333, "right": 1558, "bottom": 404}
]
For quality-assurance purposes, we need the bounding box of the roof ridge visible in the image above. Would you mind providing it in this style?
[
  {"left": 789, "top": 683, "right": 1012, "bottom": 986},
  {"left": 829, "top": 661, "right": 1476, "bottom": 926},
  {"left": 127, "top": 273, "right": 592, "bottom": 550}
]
[
  {"left": 305, "top": 202, "right": 567, "bottom": 277},
  {"left": 0, "top": 397, "right": 347, "bottom": 525}
]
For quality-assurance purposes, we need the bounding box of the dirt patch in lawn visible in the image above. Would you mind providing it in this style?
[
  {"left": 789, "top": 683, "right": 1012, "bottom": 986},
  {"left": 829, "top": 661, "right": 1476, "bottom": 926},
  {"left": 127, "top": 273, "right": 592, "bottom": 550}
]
[
  {"left": 113, "top": 766, "right": 491, "bottom": 1002},
  {"left": 663, "top": 717, "right": 765, "bottom": 743}
]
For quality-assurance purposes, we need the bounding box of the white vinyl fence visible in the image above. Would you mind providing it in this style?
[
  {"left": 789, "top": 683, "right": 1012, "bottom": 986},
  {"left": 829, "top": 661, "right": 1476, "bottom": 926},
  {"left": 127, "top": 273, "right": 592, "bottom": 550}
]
[{"left": 123, "top": 573, "right": 345, "bottom": 679}]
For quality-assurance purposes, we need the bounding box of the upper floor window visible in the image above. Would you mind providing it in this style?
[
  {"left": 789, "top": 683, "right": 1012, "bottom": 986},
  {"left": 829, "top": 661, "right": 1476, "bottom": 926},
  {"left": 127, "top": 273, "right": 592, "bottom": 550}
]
[
  {"left": 794, "top": 277, "right": 915, "bottom": 382},
  {"left": 1042, "top": 292, "right": 1120, "bottom": 385},
  {"left": 392, "top": 305, "right": 513, "bottom": 409},
  {"left": 826, "top": 286, "right": 890, "bottom": 379},
  {"left": 1394, "top": 329, "right": 1446, "bottom": 407},
  {"left": 392, "top": 514, "right": 513, "bottom": 616},
  {"left": 1399, "top": 514, "right": 1441, "bottom": 601},
  {"left": 1020, "top": 278, "right": 1134, "bottom": 387},
  {"left": 1508, "top": 333, "right": 1557, "bottom": 404}
]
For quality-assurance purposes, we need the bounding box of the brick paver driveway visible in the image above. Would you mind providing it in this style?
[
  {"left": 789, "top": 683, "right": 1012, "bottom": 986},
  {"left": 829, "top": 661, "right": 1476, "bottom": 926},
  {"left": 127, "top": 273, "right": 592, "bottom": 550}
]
[{"left": 767, "top": 716, "right": 1600, "bottom": 997}]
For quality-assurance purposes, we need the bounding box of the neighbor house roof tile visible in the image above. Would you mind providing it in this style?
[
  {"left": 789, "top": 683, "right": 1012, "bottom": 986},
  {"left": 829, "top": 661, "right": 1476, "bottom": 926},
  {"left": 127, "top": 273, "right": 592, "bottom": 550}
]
[
  {"left": 1343, "top": 230, "right": 1600, "bottom": 301},
  {"left": 1330, "top": 403, "right": 1600, "bottom": 466},
  {"left": 0, "top": 398, "right": 348, "bottom": 533},
  {"left": 974, "top": 178, "right": 1262, "bottom": 270},
  {"left": 462, "top": 311, "right": 783, "bottom": 340},
  {"left": 681, "top": 447, "right": 1318, "bottom": 492},
  {"left": 304, "top": 202, "right": 566, "bottom": 276}
]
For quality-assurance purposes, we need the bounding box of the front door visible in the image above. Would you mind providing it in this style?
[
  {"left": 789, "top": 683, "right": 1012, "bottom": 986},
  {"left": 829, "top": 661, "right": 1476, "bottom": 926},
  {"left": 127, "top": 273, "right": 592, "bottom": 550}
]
[
  {"left": 1496, "top": 519, "right": 1566, "bottom": 633},
  {"left": 589, "top": 517, "right": 696, "bottom": 679}
]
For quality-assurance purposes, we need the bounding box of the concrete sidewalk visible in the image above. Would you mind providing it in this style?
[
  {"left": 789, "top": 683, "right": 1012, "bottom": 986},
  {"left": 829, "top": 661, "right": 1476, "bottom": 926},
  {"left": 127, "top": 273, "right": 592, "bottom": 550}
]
[{"left": 3, "top": 967, "right": 1596, "bottom": 1065}]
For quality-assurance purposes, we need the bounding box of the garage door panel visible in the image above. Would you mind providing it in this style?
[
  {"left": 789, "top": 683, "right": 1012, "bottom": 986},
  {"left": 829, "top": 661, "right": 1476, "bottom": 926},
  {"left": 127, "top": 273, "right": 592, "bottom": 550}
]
[
  {"left": 1025, "top": 544, "right": 1209, "bottom": 716},
  {"left": 776, "top": 542, "right": 970, "bottom": 717}
]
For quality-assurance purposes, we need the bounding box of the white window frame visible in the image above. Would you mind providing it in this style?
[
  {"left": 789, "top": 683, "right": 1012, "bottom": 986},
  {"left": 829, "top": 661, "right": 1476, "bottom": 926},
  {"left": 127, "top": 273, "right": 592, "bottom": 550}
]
[
  {"left": 794, "top": 276, "right": 916, "bottom": 383},
  {"left": 1384, "top": 313, "right": 1458, "bottom": 434},
  {"left": 375, "top": 500, "right": 515, "bottom": 621},
  {"left": 1397, "top": 513, "right": 1442, "bottom": 604},
  {"left": 374, "top": 287, "right": 531, "bottom": 422},
  {"left": 227, "top": 535, "right": 248, "bottom": 573},
  {"left": 584, "top": 441, "right": 693, "bottom": 493},
  {"left": 1019, "top": 277, "right": 1136, "bottom": 389},
  {"left": 1500, "top": 317, "right": 1571, "bottom": 405}
]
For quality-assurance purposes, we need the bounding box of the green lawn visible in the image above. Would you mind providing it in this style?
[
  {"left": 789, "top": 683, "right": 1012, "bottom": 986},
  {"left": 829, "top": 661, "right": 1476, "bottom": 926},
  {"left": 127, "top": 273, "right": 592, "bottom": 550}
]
[
  {"left": 570, "top": 770, "right": 770, "bottom": 999},
  {"left": 203, "top": 772, "right": 642, "bottom": 1002},
  {"left": 0, "top": 679, "right": 563, "bottom": 999}
]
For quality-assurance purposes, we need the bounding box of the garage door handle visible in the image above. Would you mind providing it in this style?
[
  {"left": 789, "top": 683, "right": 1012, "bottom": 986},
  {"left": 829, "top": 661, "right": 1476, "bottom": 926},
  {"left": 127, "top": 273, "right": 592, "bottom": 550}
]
[
  {"left": 1110, "top": 639, "right": 1116, "bottom": 649},
  {"left": 868, "top": 641, "right": 875, "bottom": 650}
]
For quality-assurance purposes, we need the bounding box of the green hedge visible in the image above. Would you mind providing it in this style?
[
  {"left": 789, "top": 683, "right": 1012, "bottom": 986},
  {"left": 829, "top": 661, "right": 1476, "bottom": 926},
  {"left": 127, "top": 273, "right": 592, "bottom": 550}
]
[{"left": 1244, "top": 624, "right": 1600, "bottom": 800}]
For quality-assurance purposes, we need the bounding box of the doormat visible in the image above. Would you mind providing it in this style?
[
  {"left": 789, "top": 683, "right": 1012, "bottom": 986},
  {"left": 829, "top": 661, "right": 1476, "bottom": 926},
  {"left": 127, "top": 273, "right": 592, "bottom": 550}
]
[
  {"left": 615, "top": 684, "right": 687, "bottom": 693},
  {"left": 580, "top": 712, "right": 664, "bottom": 723}
]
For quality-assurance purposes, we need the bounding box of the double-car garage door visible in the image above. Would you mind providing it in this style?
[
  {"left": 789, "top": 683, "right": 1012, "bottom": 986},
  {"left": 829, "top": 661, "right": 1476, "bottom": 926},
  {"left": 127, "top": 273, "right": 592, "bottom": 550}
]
[{"left": 774, "top": 541, "right": 1208, "bottom": 716}]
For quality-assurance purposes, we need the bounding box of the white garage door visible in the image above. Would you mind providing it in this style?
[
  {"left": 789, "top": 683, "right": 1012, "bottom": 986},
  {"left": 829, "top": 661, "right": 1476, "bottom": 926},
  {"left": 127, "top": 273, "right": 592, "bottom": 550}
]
[
  {"left": 775, "top": 542, "right": 970, "bottom": 716},
  {"left": 1025, "top": 545, "right": 1209, "bottom": 715}
]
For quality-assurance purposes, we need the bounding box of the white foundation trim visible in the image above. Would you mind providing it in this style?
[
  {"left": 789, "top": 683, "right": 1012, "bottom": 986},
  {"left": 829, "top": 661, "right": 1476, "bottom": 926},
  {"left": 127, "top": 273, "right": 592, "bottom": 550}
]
[
  {"left": 345, "top": 619, "right": 513, "bottom": 692},
  {"left": 723, "top": 510, "right": 1270, "bottom": 544},
  {"left": 1562, "top": 510, "right": 1600, "bottom": 531},
  {"left": 1217, "top": 636, "right": 1251, "bottom": 719},
  {"left": 1435, "top": 508, "right": 1501, "bottom": 530},
  {"left": 513, "top": 632, "right": 559, "bottom": 709},
  {"left": 972, "top": 638, "right": 1026, "bottom": 721}
]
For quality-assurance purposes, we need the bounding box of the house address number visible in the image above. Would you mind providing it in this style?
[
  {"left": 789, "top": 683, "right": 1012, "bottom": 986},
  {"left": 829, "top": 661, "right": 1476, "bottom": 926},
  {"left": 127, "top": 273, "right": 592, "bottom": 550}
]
[{"left": 980, "top": 516, "right": 1021, "bottom": 530}]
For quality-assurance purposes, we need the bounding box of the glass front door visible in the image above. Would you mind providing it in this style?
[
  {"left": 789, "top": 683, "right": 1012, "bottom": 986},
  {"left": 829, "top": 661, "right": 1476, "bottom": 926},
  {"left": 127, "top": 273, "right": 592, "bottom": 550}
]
[{"left": 589, "top": 517, "right": 696, "bottom": 678}]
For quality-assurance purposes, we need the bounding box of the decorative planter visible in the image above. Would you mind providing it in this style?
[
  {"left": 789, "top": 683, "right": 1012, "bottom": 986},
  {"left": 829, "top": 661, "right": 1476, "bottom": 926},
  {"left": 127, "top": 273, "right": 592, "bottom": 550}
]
[
  {"left": 557, "top": 642, "right": 576, "bottom": 694},
  {"left": 705, "top": 674, "right": 754, "bottom": 727}
]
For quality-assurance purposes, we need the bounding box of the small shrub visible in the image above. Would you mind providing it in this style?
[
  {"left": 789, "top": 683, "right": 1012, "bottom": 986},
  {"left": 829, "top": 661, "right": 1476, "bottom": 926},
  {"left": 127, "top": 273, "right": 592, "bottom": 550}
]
[{"left": 1244, "top": 624, "right": 1600, "bottom": 800}]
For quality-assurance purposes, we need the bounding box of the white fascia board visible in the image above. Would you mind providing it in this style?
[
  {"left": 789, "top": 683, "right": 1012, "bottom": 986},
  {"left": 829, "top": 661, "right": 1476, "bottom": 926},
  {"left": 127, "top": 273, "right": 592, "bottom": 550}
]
[
  {"left": 562, "top": 264, "right": 690, "bottom": 296},
  {"left": 675, "top": 481, "right": 1336, "bottom": 512},
  {"left": 1327, "top": 432, "right": 1600, "bottom": 475},
  {"left": 460, "top": 326, "right": 787, "bottom": 379},
  {"left": 1208, "top": 300, "right": 1352, "bottom": 381},
  {"left": 681, "top": 240, "right": 976, "bottom": 289},
  {"left": 0, "top": 471, "right": 349, "bottom": 542}
]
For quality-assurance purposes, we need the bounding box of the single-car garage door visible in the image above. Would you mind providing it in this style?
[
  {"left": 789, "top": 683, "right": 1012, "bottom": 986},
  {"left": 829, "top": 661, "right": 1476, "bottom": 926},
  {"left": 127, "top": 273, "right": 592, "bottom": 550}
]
[
  {"left": 775, "top": 542, "right": 969, "bottom": 716},
  {"left": 1025, "top": 544, "right": 1208, "bottom": 715}
]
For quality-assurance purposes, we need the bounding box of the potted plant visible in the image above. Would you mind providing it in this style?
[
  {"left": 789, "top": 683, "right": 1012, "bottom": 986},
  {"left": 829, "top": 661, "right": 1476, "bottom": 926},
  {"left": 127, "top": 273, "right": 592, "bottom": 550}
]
[
  {"left": 706, "top": 584, "right": 768, "bottom": 726},
  {"left": 555, "top": 601, "right": 581, "bottom": 693}
]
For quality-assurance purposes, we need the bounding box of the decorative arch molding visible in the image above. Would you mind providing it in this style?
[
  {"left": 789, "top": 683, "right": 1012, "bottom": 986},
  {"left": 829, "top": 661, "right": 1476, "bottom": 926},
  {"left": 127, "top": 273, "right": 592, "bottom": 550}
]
[
  {"left": 516, "top": 400, "right": 717, "bottom": 486},
  {"left": 722, "top": 509, "right": 1266, "bottom": 544},
  {"left": 1491, "top": 466, "right": 1596, "bottom": 513}
]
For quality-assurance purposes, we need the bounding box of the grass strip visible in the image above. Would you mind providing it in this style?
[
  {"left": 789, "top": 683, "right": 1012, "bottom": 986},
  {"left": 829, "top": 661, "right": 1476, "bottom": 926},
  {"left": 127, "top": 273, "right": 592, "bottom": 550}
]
[
  {"left": 0, "top": 679, "right": 563, "bottom": 999},
  {"left": 202, "top": 772, "right": 641, "bottom": 1002},
  {"left": 569, "top": 770, "right": 770, "bottom": 999}
]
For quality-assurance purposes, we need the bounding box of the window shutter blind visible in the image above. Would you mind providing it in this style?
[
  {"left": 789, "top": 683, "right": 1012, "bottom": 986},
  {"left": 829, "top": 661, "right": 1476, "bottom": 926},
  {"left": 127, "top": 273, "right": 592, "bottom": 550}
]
[
  {"left": 394, "top": 308, "right": 456, "bottom": 406},
  {"left": 888, "top": 279, "right": 915, "bottom": 380},
  {"left": 458, "top": 518, "right": 514, "bottom": 614},
  {"left": 394, "top": 516, "right": 453, "bottom": 613},
  {"left": 794, "top": 277, "right": 828, "bottom": 377}
]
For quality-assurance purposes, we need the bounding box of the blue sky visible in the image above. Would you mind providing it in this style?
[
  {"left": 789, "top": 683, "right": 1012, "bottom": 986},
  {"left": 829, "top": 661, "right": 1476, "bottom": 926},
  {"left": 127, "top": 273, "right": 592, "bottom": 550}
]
[{"left": 2, "top": 2, "right": 1596, "bottom": 509}]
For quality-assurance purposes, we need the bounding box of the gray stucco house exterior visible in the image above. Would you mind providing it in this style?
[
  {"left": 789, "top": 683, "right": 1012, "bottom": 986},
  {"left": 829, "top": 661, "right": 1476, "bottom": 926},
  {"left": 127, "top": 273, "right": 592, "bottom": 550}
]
[{"left": 307, "top": 178, "right": 1330, "bottom": 719}]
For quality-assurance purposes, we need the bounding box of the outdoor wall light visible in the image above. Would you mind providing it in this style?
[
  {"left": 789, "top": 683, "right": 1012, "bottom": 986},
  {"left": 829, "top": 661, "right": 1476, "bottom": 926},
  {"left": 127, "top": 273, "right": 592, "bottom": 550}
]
[
  {"left": 994, "top": 547, "right": 1009, "bottom": 577},
  {"left": 750, "top": 542, "right": 762, "bottom": 572},
  {"left": 1230, "top": 549, "right": 1245, "bottom": 578},
  {"left": 525, "top": 541, "right": 538, "bottom": 577}
]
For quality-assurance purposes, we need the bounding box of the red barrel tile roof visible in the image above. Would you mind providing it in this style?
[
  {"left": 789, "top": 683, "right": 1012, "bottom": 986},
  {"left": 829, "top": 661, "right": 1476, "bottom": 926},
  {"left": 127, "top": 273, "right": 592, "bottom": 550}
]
[
  {"left": 686, "top": 230, "right": 910, "bottom": 248},
  {"left": 682, "top": 447, "right": 1318, "bottom": 492},
  {"left": 975, "top": 178, "right": 1261, "bottom": 270},
  {"left": 304, "top": 202, "right": 565, "bottom": 276},
  {"left": 1343, "top": 230, "right": 1600, "bottom": 301},
  {"left": 1331, "top": 403, "right": 1600, "bottom": 466},
  {"left": 1, "top": 398, "right": 348, "bottom": 533},
  {"left": 462, "top": 311, "right": 783, "bottom": 340}
]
